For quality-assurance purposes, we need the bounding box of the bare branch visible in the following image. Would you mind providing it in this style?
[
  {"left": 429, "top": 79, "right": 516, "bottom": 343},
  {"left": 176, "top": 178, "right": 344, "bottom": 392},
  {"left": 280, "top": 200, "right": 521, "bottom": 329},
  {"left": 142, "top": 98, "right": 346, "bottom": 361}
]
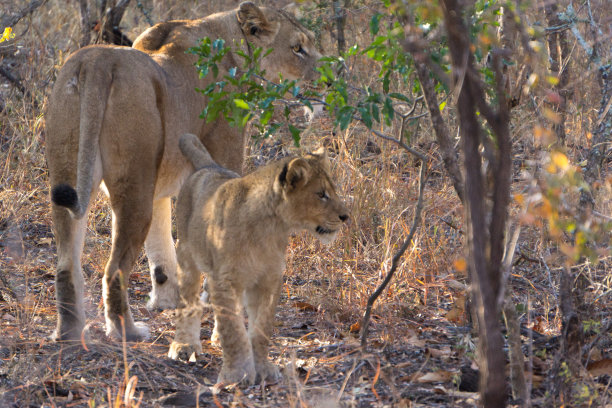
[
  {"left": 0, "top": 64, "right": 38, "bottom": 108},
  {"left": 414, "top": 60, "right": 465, "bottom": 202},
  {"left": 360, "top": 154, "right": 428, "bottom": 351},
  {"left": 1, "top": 0, "right": 47, "bottom": 30}
]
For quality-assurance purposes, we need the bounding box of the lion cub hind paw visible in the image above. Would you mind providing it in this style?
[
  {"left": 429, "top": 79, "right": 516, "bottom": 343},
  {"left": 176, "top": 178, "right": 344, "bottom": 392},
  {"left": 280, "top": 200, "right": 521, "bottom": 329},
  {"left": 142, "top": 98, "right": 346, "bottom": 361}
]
[{"left": 169, "top": 342, "right": 202, "bottom": 362}]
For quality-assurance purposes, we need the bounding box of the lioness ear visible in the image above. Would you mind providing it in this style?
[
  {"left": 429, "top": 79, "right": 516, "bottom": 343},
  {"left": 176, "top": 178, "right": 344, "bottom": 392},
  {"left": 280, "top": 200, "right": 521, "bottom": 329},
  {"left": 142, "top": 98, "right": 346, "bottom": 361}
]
[
  {"left": 311, "top": 147, "right": 331, "bottom": 172},
  {"left": 279, "top": 158, "right": 311, "bottom": 191},
  {"left": 237, "top": 2, "right": 272, "bottom": 37},
  {"left": 312, "top": 146, "right": 327, "bottom": 157},
  {"left": 282, "top": 3, "right": 303, "bottom": 19}
]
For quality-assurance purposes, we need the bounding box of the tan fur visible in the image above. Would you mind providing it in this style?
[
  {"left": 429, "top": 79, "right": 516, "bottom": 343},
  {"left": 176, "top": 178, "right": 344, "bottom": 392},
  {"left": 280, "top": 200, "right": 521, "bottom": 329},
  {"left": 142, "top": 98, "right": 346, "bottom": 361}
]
[
  {"left": 45, "top": 2, "right": 322, "bottom": 342},
  {"left": 168, "top": 134, "right": 349, "bottom": 385}
]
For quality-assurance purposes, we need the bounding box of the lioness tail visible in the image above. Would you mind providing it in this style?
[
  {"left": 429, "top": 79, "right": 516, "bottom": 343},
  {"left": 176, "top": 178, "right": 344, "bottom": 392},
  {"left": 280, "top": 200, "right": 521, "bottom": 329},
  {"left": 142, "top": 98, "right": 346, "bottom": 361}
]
[
  {"left": 51, "top": 58, "right": 111, "bottom": 219},
  {"left": 179, "top": 133, "right": 217, "bottom": 170}
]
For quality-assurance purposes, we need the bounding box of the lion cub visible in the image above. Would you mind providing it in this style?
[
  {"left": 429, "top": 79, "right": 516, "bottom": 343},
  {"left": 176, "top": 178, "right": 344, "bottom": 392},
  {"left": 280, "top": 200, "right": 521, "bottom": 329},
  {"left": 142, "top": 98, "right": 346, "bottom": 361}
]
[{"left": 169, "top": 134, "right": 349, "bottom": 385}]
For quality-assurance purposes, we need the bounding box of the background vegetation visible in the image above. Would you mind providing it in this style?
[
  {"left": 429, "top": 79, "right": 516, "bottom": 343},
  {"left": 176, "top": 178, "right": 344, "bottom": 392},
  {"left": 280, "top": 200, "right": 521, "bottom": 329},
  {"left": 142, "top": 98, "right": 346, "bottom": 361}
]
[{"left": 0, "top": 0, "right": 610, "bottom": 407}]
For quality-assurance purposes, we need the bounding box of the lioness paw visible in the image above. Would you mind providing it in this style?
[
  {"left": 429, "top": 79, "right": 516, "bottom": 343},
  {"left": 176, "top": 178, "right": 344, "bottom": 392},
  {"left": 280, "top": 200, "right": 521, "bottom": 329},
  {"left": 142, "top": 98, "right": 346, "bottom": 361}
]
[
  {"left": 147, "top": 284, "right": 180, "bottom": 311},
  {"left": 256, "top": 361, "right": 282, "bottom": 384},
  {"left": 218, "top": 360, "right": 256, "bottom": 385},
  {"left": 106, "top": 321, "right": 150, "bottom": 342},
  {"left": 168, "top": 341, "right": 202, "bottom": 361}
]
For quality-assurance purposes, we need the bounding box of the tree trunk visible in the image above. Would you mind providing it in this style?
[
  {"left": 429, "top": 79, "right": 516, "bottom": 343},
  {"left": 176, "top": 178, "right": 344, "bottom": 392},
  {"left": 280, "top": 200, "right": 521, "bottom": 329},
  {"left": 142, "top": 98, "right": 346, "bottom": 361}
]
[
  {"left": 332, "top": 1, "right": 348, "bottom": 55},
  {"left": 441, "top": 1, "right": 512, "bottom": 406},
  {"left": 544, "top": 2, "right": 571, "bottom": 144},
  {"left": 78, "top": 0, "right": 92, "bottom": 47},
  {"left": 78, "top": 0, "right": 133, "bottom": 47}
]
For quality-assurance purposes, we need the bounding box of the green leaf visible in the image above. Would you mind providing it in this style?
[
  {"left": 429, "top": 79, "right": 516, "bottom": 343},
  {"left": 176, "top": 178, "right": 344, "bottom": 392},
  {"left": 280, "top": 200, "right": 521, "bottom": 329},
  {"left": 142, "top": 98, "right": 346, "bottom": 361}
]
[
  {"left": 382, "top": 96, "right": 394, "bottom": 124},
  {"left": 233, "top": 99, "right": 250, "bottom": 110},
  {"left": 371, "top": 103, "right": 380, "bottom": 123},
  {"left": 388, "top": 92, "right": 411, "bottom": 102},
  {"left": 288, "top": 125, "right": 301, "bottom": 146},
  {"left": 382, "top": 70, "right": 391, "bottom": 94},
  {"left": 337, "top": 105, "right": 355, "bottom": 130},
  {"left": 358, "top": 106, "right": 372, "bottom": 129},
  {"left": 260, "top": 109, "right": 273, "bottom": 126},
  {"left": 370, "top": 13, "right": 383, "bottom": 36}
]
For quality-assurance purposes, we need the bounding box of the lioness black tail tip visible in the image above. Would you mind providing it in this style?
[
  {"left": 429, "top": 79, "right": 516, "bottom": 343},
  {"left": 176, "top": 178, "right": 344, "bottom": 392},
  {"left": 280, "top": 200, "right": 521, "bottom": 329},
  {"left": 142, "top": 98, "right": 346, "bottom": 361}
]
[{"left": 51, "top": 184, "right": 78, "bottom": 208}]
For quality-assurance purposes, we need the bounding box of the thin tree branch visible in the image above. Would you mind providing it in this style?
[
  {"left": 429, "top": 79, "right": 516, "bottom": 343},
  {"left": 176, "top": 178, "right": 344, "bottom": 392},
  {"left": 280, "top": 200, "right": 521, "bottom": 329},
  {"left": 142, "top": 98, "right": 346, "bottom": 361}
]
[
  {"left": 414, "top": 60, "right": 465, "bottom": 202},
  {"left": 1, "top": 0, "right": 47, "bottom": 30},
  {"left": 0, "top": 64, "right": 38, "bottom": 108},
  {"left": 360, "top": 152, "right": 428, "bottom": 351},
  {"left": 400, "top": 36, "right": 451, "bottom": 89}
]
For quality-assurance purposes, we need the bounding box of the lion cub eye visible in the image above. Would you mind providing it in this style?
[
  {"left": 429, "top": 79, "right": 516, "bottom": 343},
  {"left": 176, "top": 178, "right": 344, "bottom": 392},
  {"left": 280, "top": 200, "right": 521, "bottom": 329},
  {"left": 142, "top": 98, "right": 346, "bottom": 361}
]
[{"left": 317, "top": 190, "right": 329, "bottom": 201}]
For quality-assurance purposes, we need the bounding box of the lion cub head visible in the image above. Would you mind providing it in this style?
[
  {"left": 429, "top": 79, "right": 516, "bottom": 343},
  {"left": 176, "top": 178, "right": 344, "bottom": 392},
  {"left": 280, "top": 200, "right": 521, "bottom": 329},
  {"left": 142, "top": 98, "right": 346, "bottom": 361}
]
[{"left": 275, "top": 148, "right": 349, "bottom": 244}]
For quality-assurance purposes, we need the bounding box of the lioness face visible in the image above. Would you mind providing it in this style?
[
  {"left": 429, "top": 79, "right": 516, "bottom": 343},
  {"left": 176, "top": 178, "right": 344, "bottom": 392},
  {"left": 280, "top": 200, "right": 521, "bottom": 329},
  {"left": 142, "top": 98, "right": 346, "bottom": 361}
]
[
  {"left": 278, "top": 150, "right": 349, "bottom": 244},
  {"left": 237, "top": 3, "right": 322, "bottom": 82}
]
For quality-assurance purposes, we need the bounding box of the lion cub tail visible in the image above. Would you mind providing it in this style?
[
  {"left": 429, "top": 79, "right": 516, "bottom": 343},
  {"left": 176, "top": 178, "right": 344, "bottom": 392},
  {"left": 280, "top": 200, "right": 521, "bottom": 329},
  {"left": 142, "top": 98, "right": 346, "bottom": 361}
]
[{"left": 179, "top": 133, "right": 217, "bottom": 170}]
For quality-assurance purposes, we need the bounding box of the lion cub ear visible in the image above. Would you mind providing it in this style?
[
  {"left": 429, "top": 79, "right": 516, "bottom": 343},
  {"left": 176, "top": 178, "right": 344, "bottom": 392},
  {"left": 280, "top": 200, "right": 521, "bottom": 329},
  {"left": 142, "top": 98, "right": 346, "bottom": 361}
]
[
  {"left": 279, "top": 158, "right": 311, "bottom": 191},
  {"left": 237, "top": 2, "right": 273, "bottom": 37}
]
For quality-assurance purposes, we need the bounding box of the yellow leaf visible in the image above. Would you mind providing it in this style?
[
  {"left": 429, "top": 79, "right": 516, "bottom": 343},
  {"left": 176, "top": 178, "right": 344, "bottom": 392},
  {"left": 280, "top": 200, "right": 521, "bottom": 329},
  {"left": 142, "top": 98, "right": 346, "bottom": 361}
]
[
  {"left": 514, "top": 193, "right": 525, "bottom": 206},
  {"left": 533, "top": 126, "right": 544, "bottom": 139},
  {"left": 528, "top": 41, "right": 542, "bottom": 52},
  {"left": 479, "top": 33, "right": 491, "bottom": 46},
  {"left": 1, "top": 27, "right": 15, "bottom": 43},
  {"left": 543, "top": 107, "right": 561, "bottom": 123},
  {"left": 453, "top": 258, "right": 467, "bottom": 273},
  {"left": 527, "top": 73, "right": 539, "bottom": 89},
  {"left": 551, "top": 152, "right": 569, "bottom": 170},
  {"left": 546, "top": 75, "right": 560, "bottom": 86}
]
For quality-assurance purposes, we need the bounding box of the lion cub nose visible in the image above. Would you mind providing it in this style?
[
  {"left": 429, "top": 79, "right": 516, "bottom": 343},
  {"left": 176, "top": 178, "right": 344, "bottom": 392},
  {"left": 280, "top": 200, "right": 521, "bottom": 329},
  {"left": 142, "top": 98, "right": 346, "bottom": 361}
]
[{"left": 339, "top": 214, "right": 349, "bottom": 222}]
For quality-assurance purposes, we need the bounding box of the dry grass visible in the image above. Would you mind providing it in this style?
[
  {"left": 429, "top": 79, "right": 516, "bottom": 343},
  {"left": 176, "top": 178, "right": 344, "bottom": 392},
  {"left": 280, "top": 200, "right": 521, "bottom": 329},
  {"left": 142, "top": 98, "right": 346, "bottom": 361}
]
[{"left": 0, "top": 1, "right": 610, "bottom": 407}]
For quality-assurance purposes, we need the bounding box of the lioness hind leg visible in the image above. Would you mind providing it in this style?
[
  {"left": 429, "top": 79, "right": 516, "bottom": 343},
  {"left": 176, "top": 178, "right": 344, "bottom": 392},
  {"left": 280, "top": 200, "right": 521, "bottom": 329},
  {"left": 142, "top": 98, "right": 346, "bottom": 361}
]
[
  {"left": 102, "top": 200, "right": 153, "bottom": 342},
  {"left": 145, "top": 197, "right": 179, "bottom": 311},
  {"left": 246, "top": 274, "right": 283, "bottom": 383},
  {"left": 51, "top": 204, "right": 89, "bottom": 341},
  {"left": 209, "top": 277, "right": 256, "bottom": 385},
  {"left": 169, "top": 246, "right": 203, "bottom": 360}
]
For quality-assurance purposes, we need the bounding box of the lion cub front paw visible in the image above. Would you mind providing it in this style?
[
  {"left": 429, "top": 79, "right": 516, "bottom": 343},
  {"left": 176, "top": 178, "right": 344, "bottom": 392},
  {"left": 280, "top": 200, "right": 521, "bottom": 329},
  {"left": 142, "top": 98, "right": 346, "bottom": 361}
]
[
  {"left": 168, "top": 341, "right": 201, "bottom": 362},
  {"left": 218, "top": 359, "right": 256, "bottom": 385}
]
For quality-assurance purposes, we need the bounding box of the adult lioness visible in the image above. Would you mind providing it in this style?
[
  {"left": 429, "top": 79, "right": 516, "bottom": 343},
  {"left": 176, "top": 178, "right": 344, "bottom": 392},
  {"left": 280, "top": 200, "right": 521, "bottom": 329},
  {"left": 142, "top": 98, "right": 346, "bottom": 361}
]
[
  {"left": 46, "top": 2, "right": 322, "bottom": 342},
  {"left": 168, "top": 133, "right": 348, "bottom": 384}
]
